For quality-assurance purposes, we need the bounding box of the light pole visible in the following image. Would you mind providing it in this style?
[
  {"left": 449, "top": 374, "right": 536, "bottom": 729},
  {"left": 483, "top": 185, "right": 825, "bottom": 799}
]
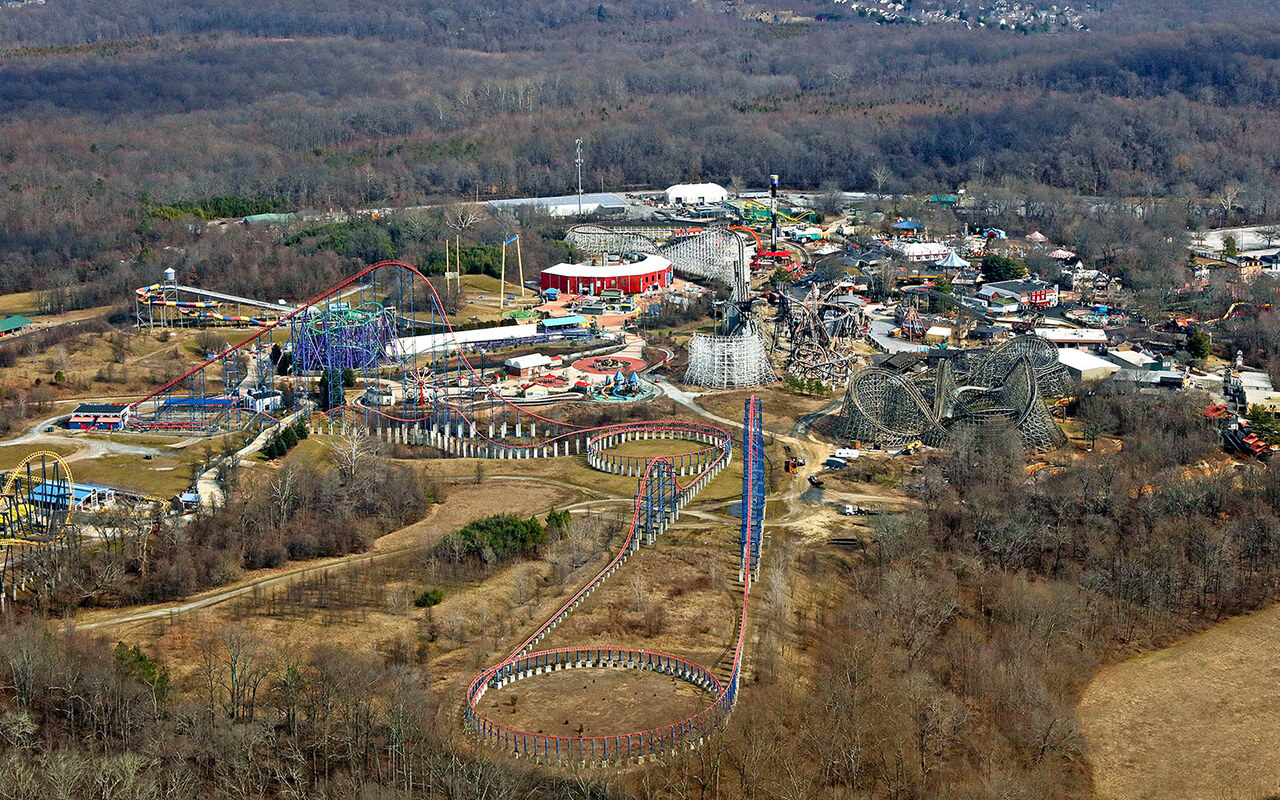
[{"left": 575, "top": 138, "right": 584, "bottom": 216}]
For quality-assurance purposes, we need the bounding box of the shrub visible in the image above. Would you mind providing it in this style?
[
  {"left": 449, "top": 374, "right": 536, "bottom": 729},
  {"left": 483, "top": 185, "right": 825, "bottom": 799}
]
[
  {"left": 414, "top": 588, "right": 444, "bottom": 607},
  {"left": 451, "top": 513, "right": 546, "bottom": 562}
]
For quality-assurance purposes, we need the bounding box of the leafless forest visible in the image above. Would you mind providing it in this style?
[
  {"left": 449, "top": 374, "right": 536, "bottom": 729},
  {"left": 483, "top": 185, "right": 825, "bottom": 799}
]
[{"left": 1, "top": 0, "right": 1280, "bottom": 303}]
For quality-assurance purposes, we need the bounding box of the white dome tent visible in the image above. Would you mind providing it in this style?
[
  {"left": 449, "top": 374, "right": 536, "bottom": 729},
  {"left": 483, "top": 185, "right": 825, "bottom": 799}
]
[{"left": 665, "top": 183, "right": 728, "bottom": 206}]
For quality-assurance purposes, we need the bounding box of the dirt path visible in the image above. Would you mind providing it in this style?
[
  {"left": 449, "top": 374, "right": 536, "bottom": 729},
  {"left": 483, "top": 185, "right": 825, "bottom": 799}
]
[
  {"left": 71, "top": 476, "right": 617, "bottom": 633},
  {"left": 1079, "top": 603, "right": 1280, "bottom": 800}
]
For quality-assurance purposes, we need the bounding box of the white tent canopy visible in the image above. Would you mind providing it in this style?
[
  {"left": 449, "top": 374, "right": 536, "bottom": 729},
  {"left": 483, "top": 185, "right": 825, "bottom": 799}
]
[{"left": 936, "top": 249, "right": 971, "bottom": 268}]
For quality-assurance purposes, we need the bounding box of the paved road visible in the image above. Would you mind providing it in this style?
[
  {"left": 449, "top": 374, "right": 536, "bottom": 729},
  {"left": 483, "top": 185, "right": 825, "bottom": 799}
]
[
  {"left": 866, "top": 315, "right": 929, "bottom": 354},
  {"left": 195, "top": 409, "right": 305, "bottom": 505}
]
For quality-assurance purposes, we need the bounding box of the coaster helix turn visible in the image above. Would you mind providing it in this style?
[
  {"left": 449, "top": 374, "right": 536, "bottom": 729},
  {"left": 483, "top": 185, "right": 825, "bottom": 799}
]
[
  {"left": 464, "top": 397, "right": 764, "bottom": 765},
  {"left": 120, "top": 261, "right": 763, "bottom": 764}
]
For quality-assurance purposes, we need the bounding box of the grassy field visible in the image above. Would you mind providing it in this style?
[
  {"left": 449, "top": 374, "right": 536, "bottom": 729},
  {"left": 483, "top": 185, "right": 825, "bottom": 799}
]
[
  {"left": 0, "top": 439, "right": 197, "bottom": 497},
  {"left": 0, "top": 441, "right": 79, "bottom": 464},
  {"left": 0, "top": 290, "right": 42, "bottom": 316},
  {"left": 602, "top": 437, "right": 710, "bottom": 458},
  {"left": 698, "top": 386, "right": 835, "bottom": 437},
  {"left": 80, "top": 479, "right": 590, "bottom": 693},
  {"left": 424, "top": 451, "right": 745, "bottom": 506},
  {"left": 457, "top": 273, "right": 532, "bottom": 324},
  {"left": 1079, "top": 604, "right": 1280, "bottom": 800},
  {"left": 0, "top": 326, "right": 213, "bottom": 399},
  {"left": 66, "top": 452, "right": 196, "bottom": 497},
  {"left": 482, "top": 668, "right": 713, "bottom": 738}
]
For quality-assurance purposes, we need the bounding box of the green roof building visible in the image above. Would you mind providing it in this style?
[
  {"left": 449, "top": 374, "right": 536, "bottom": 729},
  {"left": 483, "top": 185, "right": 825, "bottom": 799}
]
[{"left": 0, "top": 315, "right": 32, "bottom": 336}]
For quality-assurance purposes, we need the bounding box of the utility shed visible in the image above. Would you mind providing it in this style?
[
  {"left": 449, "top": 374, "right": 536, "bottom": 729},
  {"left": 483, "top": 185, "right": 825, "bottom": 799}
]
[{"left": 1058, "top": 348, "right": 1120, "bottom": 382}]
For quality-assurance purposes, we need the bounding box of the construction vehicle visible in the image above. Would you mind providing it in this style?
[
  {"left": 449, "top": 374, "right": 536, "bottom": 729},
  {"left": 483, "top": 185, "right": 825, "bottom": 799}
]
[{"left": 890, "top": 440, "right": 922, "bottom": 457}]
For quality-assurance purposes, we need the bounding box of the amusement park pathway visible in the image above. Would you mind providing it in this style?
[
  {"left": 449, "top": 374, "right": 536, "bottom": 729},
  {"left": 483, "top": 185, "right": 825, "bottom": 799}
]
[{"left": 193, "top": 408, "right": 307, "bottom": 504}]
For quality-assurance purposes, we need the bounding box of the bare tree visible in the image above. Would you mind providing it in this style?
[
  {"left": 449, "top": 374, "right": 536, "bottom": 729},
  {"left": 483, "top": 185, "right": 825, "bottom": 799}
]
[
  {"left": 199, "top": 625, "right": 276, "bottom": 722},
  {"left": 871, "top": 165, "right": 892, "bottom": 199},
  {"left": 269, "top": 467, "right": 298, "bottom": 528},
  {"left": 1215, "top": 182, "right": 1244, "bottom": 220},
  {"left": 443, "top": 204, "right": 484, "bottom": 233},
  {"left": 1259, "top": 225, "right": 1280, "bottom": 248},
  {"left": 328, "top": 428, "right": 377, "bottom": 484}
]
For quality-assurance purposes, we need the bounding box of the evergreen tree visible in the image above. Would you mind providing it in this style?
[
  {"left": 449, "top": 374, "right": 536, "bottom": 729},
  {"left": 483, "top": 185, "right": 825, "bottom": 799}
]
[
  {"left": 317, "top": 373, "right": 331, "bottom": 411},
  {"left": 1186, "top": 326, "right": 1212, "bottom": 360},
  {"left": 980, "top": 253, "right": 1027, "bottom": 282}
]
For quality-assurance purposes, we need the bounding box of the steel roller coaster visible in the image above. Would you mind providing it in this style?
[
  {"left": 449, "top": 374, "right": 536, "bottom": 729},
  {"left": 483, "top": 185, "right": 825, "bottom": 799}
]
[
  {"left": 837, "top": 334, "right": 1070, "bottom": 451},
  {"left": 121, "top": 261, "right": 763, "bottom": 765},
  {"left": 0, "top": 451, "right": 75, "bottom": 543}
]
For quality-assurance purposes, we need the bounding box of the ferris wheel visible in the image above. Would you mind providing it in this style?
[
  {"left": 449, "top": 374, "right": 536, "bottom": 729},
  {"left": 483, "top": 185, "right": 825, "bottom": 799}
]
[{"left": 404, "top": 368, "right": 437, "bottom": 406}]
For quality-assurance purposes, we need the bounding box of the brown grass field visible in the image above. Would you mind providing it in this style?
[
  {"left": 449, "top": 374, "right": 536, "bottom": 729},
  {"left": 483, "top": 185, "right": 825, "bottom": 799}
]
[
  {"left": 482, "top": 668, "right": 712, "bottom": 738},
  {"left": 697, "top": 386, "right": 834, "bottom": 437},
  {"left": 1079, "top": 603, "right": 1280, "bottom": 800}
]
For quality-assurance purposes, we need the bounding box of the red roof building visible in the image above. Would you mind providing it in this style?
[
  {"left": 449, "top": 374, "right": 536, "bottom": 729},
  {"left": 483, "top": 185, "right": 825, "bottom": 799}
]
[{"left": 540, "top": 254, "right": 673, "bottom": 296}]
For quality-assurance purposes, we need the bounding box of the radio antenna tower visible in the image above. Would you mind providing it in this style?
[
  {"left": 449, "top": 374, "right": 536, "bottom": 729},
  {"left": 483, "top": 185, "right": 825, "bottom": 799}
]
[
  {"left": 575, "top": 138, "right": 584, "bottom": 216},
  {"left": 769, "top": 174, "right": 779, "bottom": 250}
]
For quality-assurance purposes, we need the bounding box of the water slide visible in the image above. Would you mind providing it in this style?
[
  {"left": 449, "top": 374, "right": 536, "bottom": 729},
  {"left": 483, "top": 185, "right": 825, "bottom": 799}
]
[{"left": 135, "top": 282, "right": 299, "bottom": 326}]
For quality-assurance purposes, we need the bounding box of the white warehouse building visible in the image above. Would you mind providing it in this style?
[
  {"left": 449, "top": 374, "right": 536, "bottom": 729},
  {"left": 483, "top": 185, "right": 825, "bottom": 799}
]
[{"left": 665, "top": 183, "right": 728, "bottom": 206}]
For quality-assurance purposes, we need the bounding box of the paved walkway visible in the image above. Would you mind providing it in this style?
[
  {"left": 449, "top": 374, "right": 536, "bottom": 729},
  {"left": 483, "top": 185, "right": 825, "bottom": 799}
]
[{"left": 195, "top": 410, "right": 303, "bottom": 505}]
